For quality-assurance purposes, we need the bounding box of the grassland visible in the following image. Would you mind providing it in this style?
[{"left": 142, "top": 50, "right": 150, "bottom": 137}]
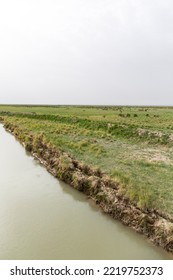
[{"left": 0, "top": 105, "right": 173, "bottom": 216}]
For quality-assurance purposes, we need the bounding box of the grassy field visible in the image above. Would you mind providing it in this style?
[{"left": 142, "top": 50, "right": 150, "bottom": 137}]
[{"left": 1, "top": 105, "right": 173, "bottom": 215}]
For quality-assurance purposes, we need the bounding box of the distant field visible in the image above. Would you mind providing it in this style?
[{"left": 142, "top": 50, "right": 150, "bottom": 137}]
[{"left": 1, "top": 105, "right": 173, "bottom": 215}]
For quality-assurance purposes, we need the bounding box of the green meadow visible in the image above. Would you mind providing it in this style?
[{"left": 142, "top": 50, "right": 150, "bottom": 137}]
[{"left": 1, "top": 105, "right": 173, "bottom": 215}]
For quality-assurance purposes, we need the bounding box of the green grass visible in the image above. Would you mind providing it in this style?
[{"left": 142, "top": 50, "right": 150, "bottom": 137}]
[{"left": 1, "top": 105, "right": 173, "bottom": 215}]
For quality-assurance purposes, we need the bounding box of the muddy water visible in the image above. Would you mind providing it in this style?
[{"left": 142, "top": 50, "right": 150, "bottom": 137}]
[{"left": 0, "top": 124, "right": 172, "bottom": 260}]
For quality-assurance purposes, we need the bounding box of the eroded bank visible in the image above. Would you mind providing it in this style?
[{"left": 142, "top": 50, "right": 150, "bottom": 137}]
[{"left": 1, "top": 119, "right": 173, "bottom": 256}]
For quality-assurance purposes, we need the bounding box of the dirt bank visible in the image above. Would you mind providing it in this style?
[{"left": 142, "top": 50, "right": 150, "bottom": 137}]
[{"left": 2, "top": 121, "right": 173, "bottom": 254}]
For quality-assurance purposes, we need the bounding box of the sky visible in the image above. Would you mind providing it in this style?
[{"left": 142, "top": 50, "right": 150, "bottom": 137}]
[{"left": 0, "top": 0, "right": 173, "bottom": 105}]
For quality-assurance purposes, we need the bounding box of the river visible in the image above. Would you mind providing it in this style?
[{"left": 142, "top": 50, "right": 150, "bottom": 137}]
[{"left": 0, "top": 124, "right": 172, "bottom": 259}]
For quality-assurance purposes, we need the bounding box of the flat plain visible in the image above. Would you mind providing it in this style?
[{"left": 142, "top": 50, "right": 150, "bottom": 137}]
[{"left": 1, "top": 105, "right": 173, "bottom": 216}]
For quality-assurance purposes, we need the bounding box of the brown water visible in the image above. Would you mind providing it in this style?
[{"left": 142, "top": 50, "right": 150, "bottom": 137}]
[{"left": 0, "top": 124, "right": 172, "bottom": 260}]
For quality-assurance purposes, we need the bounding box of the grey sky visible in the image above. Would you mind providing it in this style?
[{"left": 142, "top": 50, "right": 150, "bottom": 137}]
[{"left": 0, "top": 0, "right": 173, "bottom": 105}]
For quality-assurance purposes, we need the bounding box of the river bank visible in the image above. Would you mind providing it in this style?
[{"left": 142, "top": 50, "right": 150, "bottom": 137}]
[
  {"left": 1, "top": 119, "right": 173, "bottom": 254},
  {"left": 1, "top": 123, "right": 172, "bottom": 259}
]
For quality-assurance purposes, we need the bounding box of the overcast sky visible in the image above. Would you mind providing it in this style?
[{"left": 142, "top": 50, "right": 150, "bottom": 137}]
[{"left": 0, "top": 0, "right": 173, "bottom": 105}]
